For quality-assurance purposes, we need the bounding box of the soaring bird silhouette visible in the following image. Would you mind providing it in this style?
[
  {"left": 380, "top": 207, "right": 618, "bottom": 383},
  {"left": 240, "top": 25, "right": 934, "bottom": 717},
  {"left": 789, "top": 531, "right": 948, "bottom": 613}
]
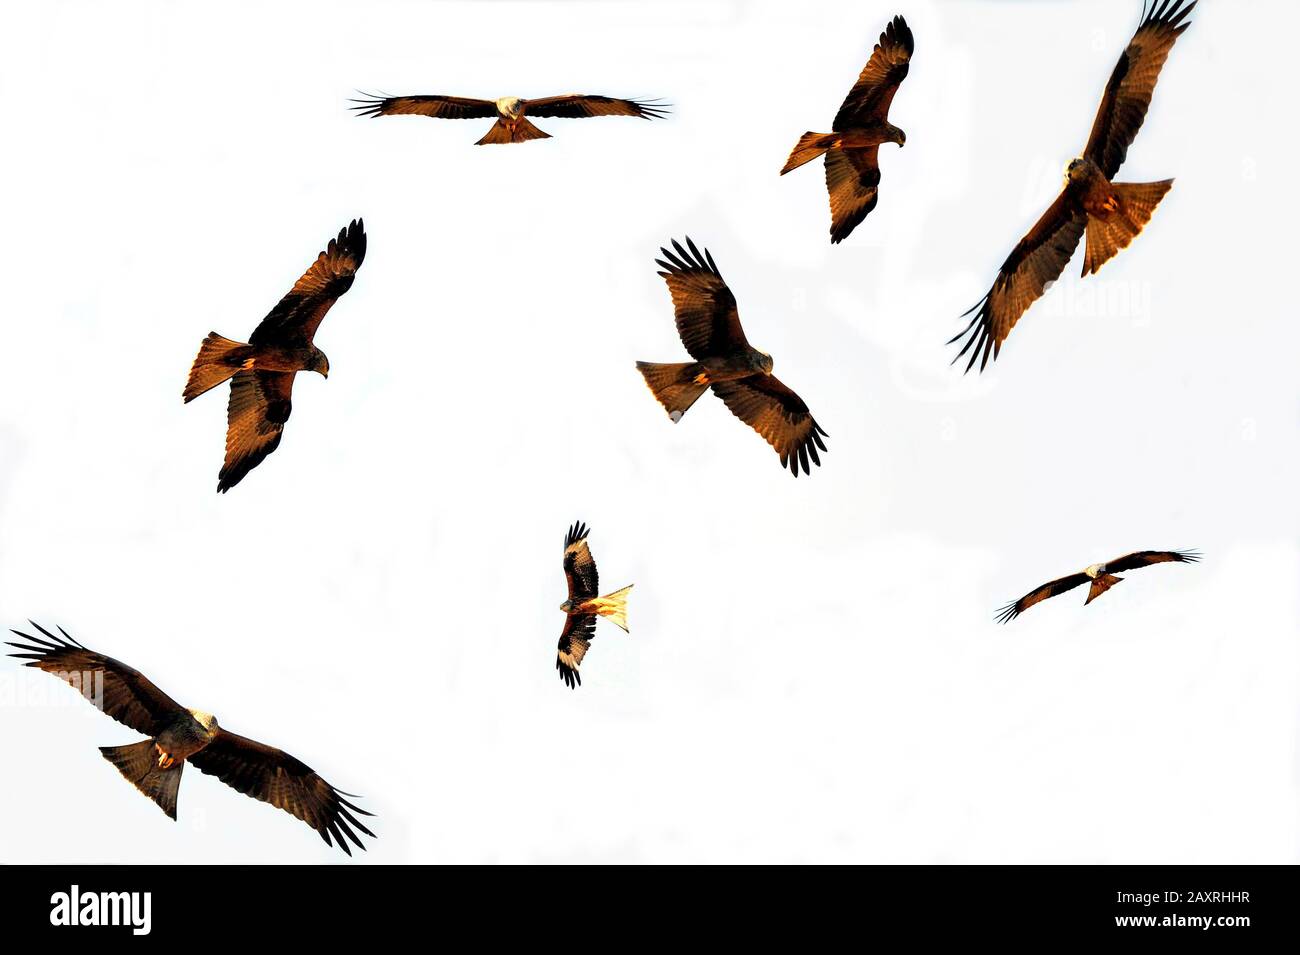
[
  {"left": 8, "top": 623, "right": 374, "bottom": 854},
  {"left": 951, "top": 1, "right": 1195, "bottom": 372},
  {"left": 556, "top": 523, "right": 633, "bottom": 689},
  {"left": 351, "top": 93, "right": 668, "bottom": 144},
  {"left": 780, "top": 14, "right": 913, "bottom": 242},
  {"left": 636, "top": 238, "right": 828, "bottom": 477},
  {"left": 996, "top": 550, "right": 1199, "bottom": 622},
  {"left": 183, "top": 220, "right": 366, "bottom": 492}
]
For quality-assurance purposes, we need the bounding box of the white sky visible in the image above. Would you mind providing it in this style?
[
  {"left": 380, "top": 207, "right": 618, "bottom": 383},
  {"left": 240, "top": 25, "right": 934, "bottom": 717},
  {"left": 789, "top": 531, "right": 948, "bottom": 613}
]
[{"left": 0, "top": 0, "right": 1296, "bottom": 863}]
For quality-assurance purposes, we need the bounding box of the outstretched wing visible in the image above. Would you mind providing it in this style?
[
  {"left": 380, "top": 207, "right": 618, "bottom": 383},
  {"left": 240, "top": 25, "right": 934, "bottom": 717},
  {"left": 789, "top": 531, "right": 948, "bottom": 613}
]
[
  {"left": 949, "top": 191, "right": 1087, "bottom": 373},
  {"left": 188, "top": 729, "right": 374, "bottom": 855},
  {"left": 556, "top": 613, "right": 596, "bottom": 690},
  {"left": 655, "top": 237, "right": 750, "bottom": 361},
  {"left": 6, "top": 622, "right": 187, "bottom": 735},
  {"left": 563, "top": 521, "right": 599, "bottom": 601},
  {"left": 349, "top": 94, "right": 497, "bottom": 120},
  {"left": 832, "top": 15, "right": 914, "bottom": 131},
  {"left": 1105, "top": 549, "right": 1200, "bottom": 573},
  {"left": 995, "top": 572, "right": 1091, "bottom": 623},
  {"left": 523, "top": 95, "right": 669, "bottom": 120},
  {"left": 249, "top": 220, "right": 366, "bottom": 348},
  {"left": 709, "top": 376, "right": 829, "bottom": 477},
  {"left": 218, "top": 370, "right": 295, "bottom": 493},
  {"left": 825, "top": 145, "right": 881, "bottom": 243},
  {"left": 1084, "top": 1, "right": 1196, "bottom": 180}
]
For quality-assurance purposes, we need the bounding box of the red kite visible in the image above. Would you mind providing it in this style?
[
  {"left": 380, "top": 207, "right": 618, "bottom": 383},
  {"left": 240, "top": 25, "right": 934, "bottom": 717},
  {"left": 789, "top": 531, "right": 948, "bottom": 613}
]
[
  {"left": 351, "top": 93, "right": 668, "bottom": 144},
  {"left": 780, "top": 15, "right": 913, "bottom": 242},
  {"left": 183, "top": 220, "right": 366, "bottom": 492},
  {"left": 636, "top": 238, "right": 829, "bottom": 476},
  {"left": 8, "top": 623, "right": 374, "bottom": 855},
  {"left": 996, "top": 550, "right": 1199, "bottom": 622},
  {"left": 556, "top": 522, "right": 632, "bottom": 689},
  {"left": 951, "top": 1, "right": 1195, "bottom": 372}
]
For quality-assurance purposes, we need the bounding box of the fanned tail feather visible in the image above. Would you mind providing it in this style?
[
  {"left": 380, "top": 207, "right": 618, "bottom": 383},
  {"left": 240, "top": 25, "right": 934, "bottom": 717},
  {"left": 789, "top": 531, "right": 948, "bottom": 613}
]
[
  {"left": 780, "top": 132, "right": 836, "bottom": 175},
  {"left": 100, "top": 740, "right": 183, "bottom": 820},
  {"left": 636, "top": 361, "right": 708, "bottom": 422},
  {"left": 476, "top": 117, "right": 551, "bottom": 145},
  {"left": 184, "top": 332, "right": 252, "bottom": 402},
  {"left": 1082, "top": 179, "right": 1173, "bottom": 275},
  {"left": 589, "top": 585, "right": 633, "bottom": 633}
]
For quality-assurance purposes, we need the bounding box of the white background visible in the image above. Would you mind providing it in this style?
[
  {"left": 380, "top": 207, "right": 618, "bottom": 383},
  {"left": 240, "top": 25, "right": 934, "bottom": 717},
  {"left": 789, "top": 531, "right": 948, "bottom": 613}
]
[{"left": 0, "top": 0, "right": 1296, "bottom": 863}]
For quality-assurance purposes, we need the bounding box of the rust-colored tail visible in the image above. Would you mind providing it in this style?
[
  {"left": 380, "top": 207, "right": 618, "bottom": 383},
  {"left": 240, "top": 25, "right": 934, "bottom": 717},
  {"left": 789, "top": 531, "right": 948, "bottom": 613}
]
[
  {"left": 780, "top": 132, "right": 837, "bottom": 175},
  {"left": 585, "top": 585, "right": 633, "bottom": 632},
  {"left": 184, "top": 332, "right": 252, "bottom": 402},
  {"left": 476, "top": 117, "right": 551, "bottom": 145},
  {"left": 636, "top": 361, "right": 709, "bottom": 422},
  {"left": 1085, "top": 573, "right": 1123, "bottom": 605},
  {"left": 100, "top": 739, "right": 183, "bottom": 820},
  {"left": 1082, "top": 179, "right": 1173, "bottom": 275}
]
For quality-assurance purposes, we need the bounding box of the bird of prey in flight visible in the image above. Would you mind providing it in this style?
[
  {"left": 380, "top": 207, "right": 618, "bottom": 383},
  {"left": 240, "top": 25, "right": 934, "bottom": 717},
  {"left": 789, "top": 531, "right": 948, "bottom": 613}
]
[
  {"left": 183, "top": 219, "right": 366, "bottom": 492},
  {"left": 556, "top": 522, "right": 633, "bottom": 689},
  {"left": 951, "top": 0, "right": 1195, "bottom": 372},
  {"left": 780, "top": 14, "right": 913, "bottom": 243},
  {"left": 350, "top": 93, "right": 669, "bottom": 144},
  {"left": 636, "top": 238, "right": 829, "bottom": 477},
  {"left": 7, "top": 623, "right": 374, "bottom": 855},
  {"left": 996, "top": 550, "right": 1199, "bottom": 622}
]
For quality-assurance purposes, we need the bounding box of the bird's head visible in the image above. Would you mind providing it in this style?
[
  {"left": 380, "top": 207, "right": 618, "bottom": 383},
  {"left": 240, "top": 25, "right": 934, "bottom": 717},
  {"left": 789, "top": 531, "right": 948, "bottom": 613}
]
[
  {"left": 311, "top": 350, "right": 330, "bottom": 379},
  {"left": 753, "top": 350, "right": 774, "bottom": 375},
  {"left": 888, "top": 125, "right": 906, "bottom": 147},
  {"left": 496, "top": 96, "right": 523, "bottom": 118},
  {"left": 1065, "top": 157, "right": 1087, "bottom": 184},
  {"left": 1083, "top": 563, "right": 1104, "bottom": 579},
  {"left": 189, "top": 709, "right": 219, "bottom": 733},
  {"left": 560, "top": 599, "right": 574, "bottom": 614}
]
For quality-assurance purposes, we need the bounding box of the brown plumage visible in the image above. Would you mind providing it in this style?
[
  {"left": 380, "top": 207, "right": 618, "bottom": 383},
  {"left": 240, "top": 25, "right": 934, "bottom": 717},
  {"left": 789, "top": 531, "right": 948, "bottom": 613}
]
[
  {"left": 350, "top": 93, "right": 668, "bottom": 144},
  {"left": 780, "top": 15, "right": 913, "bottom": 242},
  {"left": 7, "top": 623, "right": 374, "bottom": 854},
  {"left": 184, "top": 220, "right": 366, "bottom": 492},
  {"left": 556, "top": 522, "right": 632, "bottom": 689},
  {"left": 951, "top": 1, "right": 1194, "bottom": 372},
  {"left": 636, "top": 238, "right": 829, "bottom": 477},
  {"left": 996, "top": 550, "right": 1199, "bottom": 622}
]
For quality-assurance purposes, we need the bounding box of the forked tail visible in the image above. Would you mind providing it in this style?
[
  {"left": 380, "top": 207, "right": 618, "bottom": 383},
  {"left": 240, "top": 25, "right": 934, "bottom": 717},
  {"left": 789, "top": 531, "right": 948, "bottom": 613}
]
[
  {"left": 184, "top": 332, "right": 253, "bottom": 402},
  {"left": 1082, "top": 179, "right": 1174, "bottom": 275},
  {"left": 636, "top": 361, "right": 709, "bottom": 422},
  {"left": 1085, "top": 573, "right": 1123, "bottom": 605},
  {"left": 476, "top": 117, "right": 551, "bottom": 145},
  {"left": 587, "top": 585, "right": 633, "bottom": 632},
  {"left": 780, "top": 132, "right": 837, "bottom": 175},
  {"left": 100, "top": 739, "right": 183, "bottom": 820}
]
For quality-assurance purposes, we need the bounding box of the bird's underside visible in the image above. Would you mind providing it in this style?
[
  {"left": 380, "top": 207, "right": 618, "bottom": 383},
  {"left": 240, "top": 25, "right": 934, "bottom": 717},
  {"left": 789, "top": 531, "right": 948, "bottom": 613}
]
[
  {"left": 996, "top": 550, "right": 1199, "bottom": 622},
  {"left": 7, "top": 623, "right": 375, "bottom": 854},
  {"left": 636, "top": 238, "right": 828, "bottom": 476},
  {"left": 350, "top": 93, "right": 669, "bottom": 144},
  {"left": 949, "top": 0, "right": 1194, "bottom": 372},
  {"left": 780, "top": 14, "right": 913, "bottom": 243}
]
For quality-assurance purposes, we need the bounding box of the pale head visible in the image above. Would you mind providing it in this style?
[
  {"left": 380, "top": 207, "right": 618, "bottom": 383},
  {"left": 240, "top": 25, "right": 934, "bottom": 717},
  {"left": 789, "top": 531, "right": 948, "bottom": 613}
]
[
  {"left": 1083, "top": 563, "right": 1105, "bottom": 579},
  {"left": 496, "top": 96, "right": 524, "bottom": 119},
  {"left": 188, "top": 709, "right": 219, "bottom": 732},
  {"left": 752, "top": 349, "right": 774, "bottom": 375}
]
